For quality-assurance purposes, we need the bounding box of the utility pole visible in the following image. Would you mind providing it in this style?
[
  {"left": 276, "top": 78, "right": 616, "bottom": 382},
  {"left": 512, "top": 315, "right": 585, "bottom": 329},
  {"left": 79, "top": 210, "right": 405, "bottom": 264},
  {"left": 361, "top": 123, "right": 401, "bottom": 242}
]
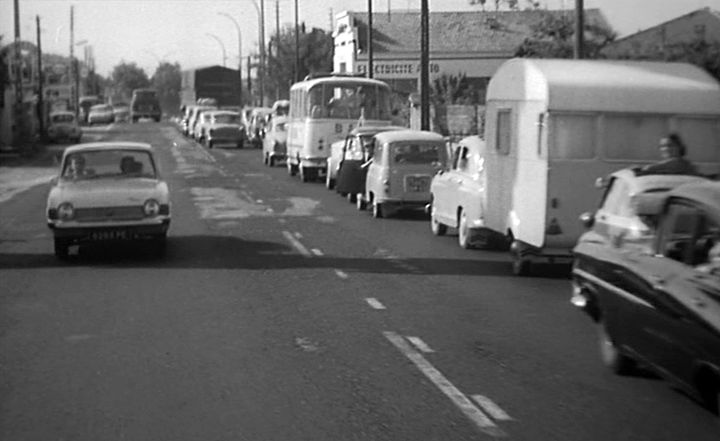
[
  {"left": 36, "top": 15, "right": 45, "bottom": 139},
  {"left": 420, "top": 0, "right": 429, "bottom": 130},
  {"left": 367, "top": 0, "right": 373, "bottom": 79},
  {"left": 574, "top": 0, "right": 584, "bottom": 59},
  {"left": 275, "top": 0, "right": 280, "bottom": 100},
  {"left": 70, "top": 5, "right": 78, "bottom": 119},
  {"left": 247, "top": 55, "right": 252, "bottom": 105},
  {"left": 259, "top": 0, "right": 266, "bottom": 107},
  {"left": 294, "top": 0, "right": 299, "bottom": 82},
  {"left": 13, "top": 0, "right": 26, "bottom": 148}
]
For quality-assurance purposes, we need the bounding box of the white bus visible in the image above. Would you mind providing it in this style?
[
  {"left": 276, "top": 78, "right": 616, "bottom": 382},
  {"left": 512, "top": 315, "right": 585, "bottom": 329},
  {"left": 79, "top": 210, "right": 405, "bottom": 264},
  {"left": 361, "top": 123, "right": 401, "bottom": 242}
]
[{"left": 287, "top": 74, "right": 393, "bottom": 182}]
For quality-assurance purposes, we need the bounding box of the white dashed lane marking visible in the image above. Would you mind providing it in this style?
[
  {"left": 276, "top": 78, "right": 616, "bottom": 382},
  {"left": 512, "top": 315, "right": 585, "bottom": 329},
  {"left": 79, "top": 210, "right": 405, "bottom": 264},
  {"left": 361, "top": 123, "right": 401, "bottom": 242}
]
[
  {"left": 334, "top": 269, "right": 349, "bottom": 279},
  {"left": 282, "top": 230, "right": 312, "bottom": 257},
  {"left": 471, "top": 395, "right": 513, "bottom": 421},
  {"left": 383, "top": 331, "right": 506, "bottom": 438},
  {"left": 365, "top": 298, "right": 386, "bottom": 310},
  {"left": 311, "top": 248, "right": 324, "bottom": 256},
  {"left": 406, "top": 336, "right": 434, "bottom": 353}
]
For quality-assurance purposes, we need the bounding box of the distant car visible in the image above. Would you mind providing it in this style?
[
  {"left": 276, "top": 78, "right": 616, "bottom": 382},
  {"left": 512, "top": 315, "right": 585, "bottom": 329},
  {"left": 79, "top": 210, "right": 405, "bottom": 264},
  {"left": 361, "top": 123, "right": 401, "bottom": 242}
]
[
  {"left": 262, "top": 115, "right": 288, "bottom": 166},
  {"left": 362, "top": 130, "right": 448, "bottom": 218},
  {"left": 187, "top": 105, "right": 216, "bottom": 140},
  {"left": 203, "top": 110, "right": 247, "bottom": 149},
  {"left": 78, "top": 95, "right": 102, "bottom": 124},
  {"left": 87, "top": 104, "right": 115, "bottom": 125},
  {"left": 112, "top": 102, "right": 130, "bottom": 122},
  {"left": 246, "top": 107, "right": 272, "bottom": 147},
  {"left": 130, "top": 88, "right": 162, "bottom": 122},
  {"left": 571, "top": 180, "right": 720, "bottom": 416},
  {"left": 47, "top": 111, "right": 82, "bottom": 143},
  {"left": 46, "top": 142, "right": 171, "bottom": 259},
  {"left": 329, "top": 125, "right": 405, "bottom": 196}
]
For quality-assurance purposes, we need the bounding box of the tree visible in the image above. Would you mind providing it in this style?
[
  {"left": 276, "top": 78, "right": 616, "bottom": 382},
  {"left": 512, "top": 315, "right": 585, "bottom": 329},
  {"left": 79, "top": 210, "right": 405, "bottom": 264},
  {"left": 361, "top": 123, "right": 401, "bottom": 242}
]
[
  {"left": 514, "top": 10, "right": 616, "bottom": 59},
  {"left": 110, "top": 61, "right": 150, "bottom": 99},
  {"left": 152, "top": 61, "right": 181, "bottom": 114},
  {"left": 265, "top": 25, "right": 333, "bottom": 100}
]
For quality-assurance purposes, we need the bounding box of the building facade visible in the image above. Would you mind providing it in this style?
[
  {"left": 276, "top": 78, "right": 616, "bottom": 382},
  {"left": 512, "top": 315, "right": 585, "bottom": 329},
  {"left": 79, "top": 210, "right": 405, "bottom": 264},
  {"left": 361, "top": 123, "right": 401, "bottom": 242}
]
[
  {"left": 333, "top": 8, "right": 610, "bottom": 102},
  {"left": 603, "top": 7, "right": 720, "bottom": 58}
]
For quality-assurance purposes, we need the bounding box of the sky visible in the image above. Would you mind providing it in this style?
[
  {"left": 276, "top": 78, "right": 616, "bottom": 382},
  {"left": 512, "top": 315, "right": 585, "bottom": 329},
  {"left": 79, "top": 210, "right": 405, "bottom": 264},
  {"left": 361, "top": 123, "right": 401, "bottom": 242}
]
[{"left": 1, "top": 0, "right": 719, "bottom": 77}]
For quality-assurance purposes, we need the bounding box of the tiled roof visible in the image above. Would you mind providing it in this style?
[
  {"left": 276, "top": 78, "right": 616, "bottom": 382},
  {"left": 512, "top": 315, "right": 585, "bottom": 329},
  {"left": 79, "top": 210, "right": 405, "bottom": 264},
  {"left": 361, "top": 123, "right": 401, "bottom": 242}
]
[{"left": 350, "top": 9, "right": 610, "bottom": 55}]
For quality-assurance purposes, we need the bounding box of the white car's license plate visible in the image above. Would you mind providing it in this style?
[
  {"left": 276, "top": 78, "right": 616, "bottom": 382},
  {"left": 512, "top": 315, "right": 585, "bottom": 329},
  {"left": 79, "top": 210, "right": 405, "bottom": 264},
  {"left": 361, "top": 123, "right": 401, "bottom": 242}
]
[
  {"left": 91, "top": 230, "right": 128, "bottom": 241},
  {"left": 406, "top": 176, "right": 430, "bottom": 192}
]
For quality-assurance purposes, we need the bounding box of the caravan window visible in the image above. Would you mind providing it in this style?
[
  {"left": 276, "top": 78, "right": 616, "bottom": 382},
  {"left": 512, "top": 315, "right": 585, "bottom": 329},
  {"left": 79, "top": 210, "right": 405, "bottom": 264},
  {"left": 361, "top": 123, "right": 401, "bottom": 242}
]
[
  {"left": 676, "top": 117, "right": 720, "bottom": 162},
  {"left": 496, "top": 109, "right": 511, "bottom": 155},
  {"left": 604, "top": 115, "right": 669, "bottom": 160},
  {"left": 549, "top": 114, "right": 596, "bottom": 159}
]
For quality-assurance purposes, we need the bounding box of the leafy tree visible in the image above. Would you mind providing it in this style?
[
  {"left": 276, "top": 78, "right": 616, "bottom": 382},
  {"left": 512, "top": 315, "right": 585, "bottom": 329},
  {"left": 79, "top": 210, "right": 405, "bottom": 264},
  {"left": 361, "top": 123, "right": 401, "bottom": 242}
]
[
  {"left": 152, "top": 61, "right": 181, "bottom": 114},
  {"left": 110, "top": 61, "right": 150, "bottom": 99},
  {"left": 265, "top": 25, "right": 333, "bottom": 100},
  {"left": 514, "top": 10, "right": 616, "bottom": 59}
]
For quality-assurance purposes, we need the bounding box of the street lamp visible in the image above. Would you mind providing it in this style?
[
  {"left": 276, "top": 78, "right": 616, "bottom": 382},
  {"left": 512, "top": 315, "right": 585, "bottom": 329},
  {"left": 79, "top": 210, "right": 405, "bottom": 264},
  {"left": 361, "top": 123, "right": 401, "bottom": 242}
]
[
  {"left": 246, "top": 0, "right": 265, "bottom": 106},
  {"left": 218, "top": 12, "right": 243, "bottom": 106},
  {"left": 206, "top": 33, "right": 227, "bottom": 67}
]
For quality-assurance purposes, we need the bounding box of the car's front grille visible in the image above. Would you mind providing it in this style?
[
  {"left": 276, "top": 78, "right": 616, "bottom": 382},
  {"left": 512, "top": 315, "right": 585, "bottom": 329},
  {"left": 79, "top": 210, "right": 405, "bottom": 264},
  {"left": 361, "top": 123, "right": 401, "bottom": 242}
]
[{"left": 75, "top": 206, "right": 144, "bottom": 222}]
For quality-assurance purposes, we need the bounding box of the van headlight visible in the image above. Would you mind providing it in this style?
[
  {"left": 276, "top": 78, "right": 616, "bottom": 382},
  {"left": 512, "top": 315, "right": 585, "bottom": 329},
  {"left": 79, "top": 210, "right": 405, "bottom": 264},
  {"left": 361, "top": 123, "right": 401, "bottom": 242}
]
[
  {"left": 143, "top": 199, "right": 160, "bottom": 217},
  {"left": 57, "top": 202, "right": 74, "bottom": 220}
]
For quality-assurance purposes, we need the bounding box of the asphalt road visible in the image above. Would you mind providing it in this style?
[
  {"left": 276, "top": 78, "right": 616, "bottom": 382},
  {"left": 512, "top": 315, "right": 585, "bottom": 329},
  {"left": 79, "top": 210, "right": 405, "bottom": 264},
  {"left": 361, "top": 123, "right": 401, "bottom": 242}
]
[{"left": 1, "top": 122, "right": 718, "bottom": 441}]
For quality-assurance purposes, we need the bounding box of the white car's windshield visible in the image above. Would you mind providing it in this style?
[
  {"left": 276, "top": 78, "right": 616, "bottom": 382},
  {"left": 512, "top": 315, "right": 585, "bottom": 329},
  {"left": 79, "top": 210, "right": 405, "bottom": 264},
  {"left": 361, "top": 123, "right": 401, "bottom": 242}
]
[{"left": 62, "top": 150, "right": 157, "bottom": 180}]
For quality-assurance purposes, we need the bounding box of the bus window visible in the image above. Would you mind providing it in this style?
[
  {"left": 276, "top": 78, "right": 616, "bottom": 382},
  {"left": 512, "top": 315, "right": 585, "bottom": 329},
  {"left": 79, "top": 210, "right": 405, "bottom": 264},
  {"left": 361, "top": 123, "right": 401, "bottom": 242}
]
[{"left": 676, "top": 117, "right": 720, "bottom": 162}]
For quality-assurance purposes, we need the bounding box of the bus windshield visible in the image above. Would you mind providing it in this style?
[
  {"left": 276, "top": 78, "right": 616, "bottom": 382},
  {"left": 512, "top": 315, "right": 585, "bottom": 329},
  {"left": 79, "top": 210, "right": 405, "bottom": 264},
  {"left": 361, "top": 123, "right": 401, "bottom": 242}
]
[{"left": 307, "top": 82, "right": 391, "bottom": 120}]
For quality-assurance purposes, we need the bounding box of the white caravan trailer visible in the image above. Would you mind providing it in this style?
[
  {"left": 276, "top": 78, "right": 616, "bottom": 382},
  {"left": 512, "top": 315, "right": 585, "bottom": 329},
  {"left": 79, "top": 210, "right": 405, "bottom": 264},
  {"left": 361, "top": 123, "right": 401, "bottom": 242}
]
[{"left": 483, "top": 58, "right": 720, "bottom": 275}]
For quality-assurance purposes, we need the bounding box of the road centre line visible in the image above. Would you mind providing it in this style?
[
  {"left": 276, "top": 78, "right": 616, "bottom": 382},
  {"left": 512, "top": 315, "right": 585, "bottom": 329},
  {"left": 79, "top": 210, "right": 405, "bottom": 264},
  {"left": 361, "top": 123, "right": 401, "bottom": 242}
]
[
  {"left": 471, "top": 395, "right": 513, "bottom": 421},
  {"left": 365, "top": 298, "right": 386, "bottom": 310},
  {"left": 311, "top": 248, "right": 324, "bottom": 256},
  {"left": 334, "top": 269, "right": 349, "bottom": 279},
  {"left": 406, "top": 336, "right": 435, "bottom": 353},
  {"left": 383, "top": 331, "right": 506, "bottom": 438},
  {"left": 281, "top": 231, "right": 312, "bottom": 257}
]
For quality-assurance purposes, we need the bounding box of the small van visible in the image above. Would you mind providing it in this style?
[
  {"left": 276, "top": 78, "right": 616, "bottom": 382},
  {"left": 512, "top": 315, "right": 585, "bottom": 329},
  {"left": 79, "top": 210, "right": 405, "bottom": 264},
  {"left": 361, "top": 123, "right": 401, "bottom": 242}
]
[
  {"left": 481, "top": 58, "right": 720, "bottom": 275},
  {"left": 363, "top": 130, "right": 447, "bottom": 218}
]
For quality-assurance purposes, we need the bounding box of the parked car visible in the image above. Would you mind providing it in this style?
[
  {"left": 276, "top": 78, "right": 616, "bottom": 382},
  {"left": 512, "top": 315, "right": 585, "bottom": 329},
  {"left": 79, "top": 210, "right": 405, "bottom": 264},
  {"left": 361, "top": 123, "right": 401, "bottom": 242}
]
[
  {"left": 193, "top": 110, "right": 214, "bottom": 143},
  {"left": 46, "top": 142, "right": 171, "bottom": 259},
  {"left": 112, "top": 102, "right": 130, "bottom": 122},
  {"left": 576, "top": 168, "right": 708, "bottom": 252},
  {"left": 571, "top": 180, "right": 720, "bottom": 416},
  {"left": 429, "top": 135, "right": 502, "bottom": 249},
  {"left": 130, "top": 88, "right": 162, "bottom": 122},
  {"left": 203, "top": 110, "right": 246, "bottom": 149},
  {"left": 246, "top": 107, "right": 272, "bottom": 147},
  {"left": 262, "top": 115, "right": 288, "bottom": 166},
  {"left": 328, "top": 125, "right": 405, "bottom": 196},
  {"left": 187, "top": 105, "right": 216, "bottom": 140},
  {"left": 47, "top": 111, "right": 82, "bottom": 143},
  {"left": 362, "top": 129, "right": 448, "bottom": 218}
]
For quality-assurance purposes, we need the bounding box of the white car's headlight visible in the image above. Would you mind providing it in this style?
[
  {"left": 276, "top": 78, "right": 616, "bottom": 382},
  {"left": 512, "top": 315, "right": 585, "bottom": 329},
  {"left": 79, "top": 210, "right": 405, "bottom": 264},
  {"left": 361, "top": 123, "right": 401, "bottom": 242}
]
[
  {"left": 143, "top": 199, "right": 160, "bottom": 217},
  {"left": 57, "top": 202, "right": 74, "bottom": 220}
]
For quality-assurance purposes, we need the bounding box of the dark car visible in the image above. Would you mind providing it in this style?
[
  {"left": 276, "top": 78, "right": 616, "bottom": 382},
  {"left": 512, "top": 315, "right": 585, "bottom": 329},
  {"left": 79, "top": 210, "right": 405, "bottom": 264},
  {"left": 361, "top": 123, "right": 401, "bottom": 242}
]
[
  {"left": 130, "top": 88, "right": 162, "bottom": 122},
  {"left": 571, "top": 180, "right": 720, "bottom": 415},
  {"left": 329, "top": 125, "right": 405, "bottom": 205}
]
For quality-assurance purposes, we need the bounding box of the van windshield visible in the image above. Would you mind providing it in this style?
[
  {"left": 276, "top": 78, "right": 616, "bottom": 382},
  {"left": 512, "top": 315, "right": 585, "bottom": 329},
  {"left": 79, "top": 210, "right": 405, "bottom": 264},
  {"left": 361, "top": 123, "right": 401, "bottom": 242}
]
[{"left": 392, "top": 143, "right": 442, "bottom": 164}]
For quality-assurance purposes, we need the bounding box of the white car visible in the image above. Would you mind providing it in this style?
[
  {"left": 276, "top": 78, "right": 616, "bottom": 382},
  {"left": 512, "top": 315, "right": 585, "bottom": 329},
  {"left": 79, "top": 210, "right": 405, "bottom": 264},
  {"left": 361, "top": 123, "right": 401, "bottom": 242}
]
[
  {"left": 46, "top": 142, "right": 171, "bottom": 259},
  {"left": 87, "top": 104, "right": 115, "bottom": 125}
]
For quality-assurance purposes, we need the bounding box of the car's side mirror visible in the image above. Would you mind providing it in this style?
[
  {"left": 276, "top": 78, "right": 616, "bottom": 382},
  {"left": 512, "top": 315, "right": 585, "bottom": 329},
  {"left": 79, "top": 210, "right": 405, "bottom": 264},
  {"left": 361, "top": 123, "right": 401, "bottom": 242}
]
[
  {"left": 50, "top": 175, "right": 59, "bottom": 186},
  {"left": 594, "top": 177, "right": 608, "bottom": 189},
  {"left": 579, "top": 211, "right": 595, "bottom": 229}
]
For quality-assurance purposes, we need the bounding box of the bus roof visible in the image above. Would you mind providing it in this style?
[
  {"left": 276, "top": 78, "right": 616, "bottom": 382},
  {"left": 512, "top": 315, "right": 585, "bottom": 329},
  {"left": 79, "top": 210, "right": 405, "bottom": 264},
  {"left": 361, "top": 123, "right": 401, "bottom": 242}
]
[
  {"left": 486, "top": 58, "right": 720, "bottom": 114},
  {"left": 290, "top": 75, "right": 390, "bottom": 91}
]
